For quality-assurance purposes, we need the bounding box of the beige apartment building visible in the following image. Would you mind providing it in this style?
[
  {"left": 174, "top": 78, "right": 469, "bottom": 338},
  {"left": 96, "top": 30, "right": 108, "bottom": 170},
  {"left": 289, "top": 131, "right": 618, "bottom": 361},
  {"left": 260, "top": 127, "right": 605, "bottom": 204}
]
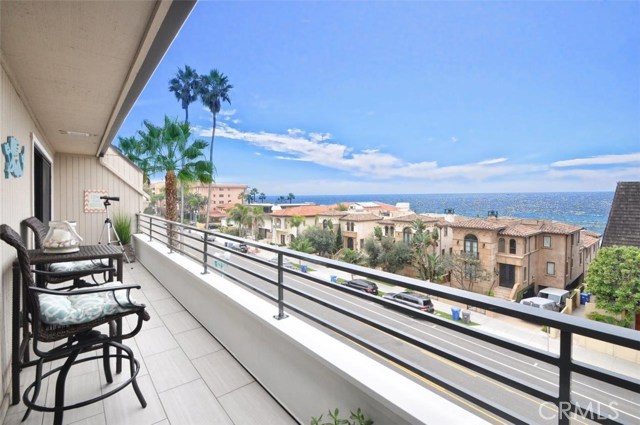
[
  {"left": 149, "top": 181, "right": 248, "bottom": 218},
  {"left": 447, "top": 215, "right": 600, "bottom": 300}
]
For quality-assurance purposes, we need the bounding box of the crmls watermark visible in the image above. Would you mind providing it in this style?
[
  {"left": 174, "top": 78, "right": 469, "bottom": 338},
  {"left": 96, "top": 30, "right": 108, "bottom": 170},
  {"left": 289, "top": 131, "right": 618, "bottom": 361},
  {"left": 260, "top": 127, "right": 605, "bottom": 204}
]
[{"left": 539, "top": 401, "right": 619, "bottom": 421}]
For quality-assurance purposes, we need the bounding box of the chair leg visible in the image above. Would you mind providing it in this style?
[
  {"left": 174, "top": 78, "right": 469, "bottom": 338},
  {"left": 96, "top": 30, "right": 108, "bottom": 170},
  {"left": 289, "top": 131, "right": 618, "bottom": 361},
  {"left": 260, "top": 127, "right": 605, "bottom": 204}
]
[
  {"left": 21, "top": 359, "right": 44, "bottom": 422},
  {"left": 119, "top": 342, "right": 146, "bottom": 408},
  {"left": 53, "top": 350, "right": 79, "bottom": 425},
  {"left": 103, "top": 343, "right": 113, "bottom": 384}
]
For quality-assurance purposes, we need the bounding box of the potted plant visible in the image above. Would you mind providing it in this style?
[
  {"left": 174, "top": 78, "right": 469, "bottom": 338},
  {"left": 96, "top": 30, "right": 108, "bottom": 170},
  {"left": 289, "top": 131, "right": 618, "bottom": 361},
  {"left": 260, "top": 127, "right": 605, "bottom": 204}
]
[{"left": 113, "top": 211, "right": 135, "bottom": 262}]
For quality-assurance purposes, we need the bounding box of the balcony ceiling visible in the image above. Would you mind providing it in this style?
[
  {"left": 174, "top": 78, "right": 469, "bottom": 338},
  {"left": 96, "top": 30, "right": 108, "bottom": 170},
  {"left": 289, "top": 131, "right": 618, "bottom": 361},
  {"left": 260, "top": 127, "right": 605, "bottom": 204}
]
[{"left": 0, "top": 0, "right": 195, "bottom": 156}]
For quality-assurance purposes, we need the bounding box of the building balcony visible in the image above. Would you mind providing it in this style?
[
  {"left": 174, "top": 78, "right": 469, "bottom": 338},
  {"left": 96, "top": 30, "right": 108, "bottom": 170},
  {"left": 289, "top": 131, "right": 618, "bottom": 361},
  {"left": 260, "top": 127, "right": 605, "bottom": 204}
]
[{"left": 6, "top": 215, "right": 638, "bottom": 425}]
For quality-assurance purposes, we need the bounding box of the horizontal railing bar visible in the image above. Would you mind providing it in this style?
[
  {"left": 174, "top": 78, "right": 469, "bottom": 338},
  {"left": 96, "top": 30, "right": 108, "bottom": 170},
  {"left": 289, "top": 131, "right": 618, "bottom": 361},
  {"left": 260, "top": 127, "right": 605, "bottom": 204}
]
[{"left": 572, "top": 360, "right": 640, "bottom": 394}]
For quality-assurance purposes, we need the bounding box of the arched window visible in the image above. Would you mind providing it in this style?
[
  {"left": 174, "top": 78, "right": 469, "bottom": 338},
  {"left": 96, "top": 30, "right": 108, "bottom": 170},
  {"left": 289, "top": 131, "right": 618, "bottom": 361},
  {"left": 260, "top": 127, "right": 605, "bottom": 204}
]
[
  {"left": 509, "top": 239, "right": 516, "bottom": 254},
  {"left": 384, "top": 225, "right": 389, "bottom": 236},
  {"left": 464, "top": 234, "right": 478, "bottom": 255},
  {"left": 498, "top": 238, "right": 505, "bottom": 253},
  {"left": 403, "top": 228, "right": 412, "bottom": 243}
]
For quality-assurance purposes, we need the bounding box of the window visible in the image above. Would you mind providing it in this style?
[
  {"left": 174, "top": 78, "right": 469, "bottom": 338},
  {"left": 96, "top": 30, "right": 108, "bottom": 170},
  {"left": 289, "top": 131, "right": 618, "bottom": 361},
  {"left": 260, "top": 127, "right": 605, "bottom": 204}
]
[
  {"left": 403, "top": 228, "right": 412, "bottom": 243},
  {"left": 360, "top": 238, "right": 364, "bottom": 248},
  {"left": 543, "top": 235, "right": 552, "bottom": 248},
  {"left": 524, "top": 267, "right": 527, "bottom": 282},
  {"left": 498, "top": 238, "right": 505, "bottom": 253},
  {"left": 219, "top": 194, "right": 224, "bottom": 197},
  {"left": 546, "top": 262, "right": 555, "bottom": 275},
  {"left": 580, "top": 253, "right": 583, "bottom": 265},
  {"left": 464, "top": 234, "right": 478, "bottom": 256},
  {"left": 442, "top": 248, "right": 445, "bottom": 255},
  {"left": 509, "top": 239, "right": 516, "bottom": 254},
  {"left": 444, "top": 227, "right": 448, "bottom": 237}
]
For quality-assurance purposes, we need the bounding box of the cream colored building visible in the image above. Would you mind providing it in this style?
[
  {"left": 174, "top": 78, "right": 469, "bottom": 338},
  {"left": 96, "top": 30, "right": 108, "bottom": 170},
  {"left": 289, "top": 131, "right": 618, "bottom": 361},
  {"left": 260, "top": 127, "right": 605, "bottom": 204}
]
[
  {"left": 268, "top": 205, "right": 332, "bottom": 245},
  {"left": 447, "top": 215, "right": 599, "bottom": 300}
]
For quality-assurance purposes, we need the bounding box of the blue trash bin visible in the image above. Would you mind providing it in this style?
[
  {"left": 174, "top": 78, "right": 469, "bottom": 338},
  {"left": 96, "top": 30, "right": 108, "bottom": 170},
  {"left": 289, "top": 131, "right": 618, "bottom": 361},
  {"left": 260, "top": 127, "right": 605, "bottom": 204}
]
[
  {"left": 330, "top": 275, "right": 337, "bottom": 283},
  {"left": 301, "top": 265, "right": 307, "bottom": 273},
  {"left": 451, "top": 307, "right": 461, "bottom": 321},
  {"left": 580, "top": 293, "right": 588, "bottom": 305}
]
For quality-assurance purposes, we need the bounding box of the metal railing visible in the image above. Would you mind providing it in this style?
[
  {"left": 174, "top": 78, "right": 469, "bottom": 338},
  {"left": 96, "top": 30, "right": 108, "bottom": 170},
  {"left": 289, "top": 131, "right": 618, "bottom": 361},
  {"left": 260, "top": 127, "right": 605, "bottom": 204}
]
[{"left": 137, "top": 213, "right": 639, "bottom": 425}]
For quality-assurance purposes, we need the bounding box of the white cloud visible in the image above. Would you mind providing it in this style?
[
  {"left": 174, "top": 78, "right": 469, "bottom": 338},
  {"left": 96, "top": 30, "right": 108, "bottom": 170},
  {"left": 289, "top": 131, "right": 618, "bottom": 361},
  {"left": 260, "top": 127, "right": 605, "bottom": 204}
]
[
  {"left": 218, "top": 109, "right": 237, "bottom": 117},
  {"left": 451, "top": 137, "right": 458, "bottom": 143},
  {"left": 195, "top": 123, "right": 514, "bottom": 181},
  {"left": 551, "top": 152, "right": 640, "bottom": 167},
  {"left": 231, "top": 119, "right": 241, "bottom": 124}
]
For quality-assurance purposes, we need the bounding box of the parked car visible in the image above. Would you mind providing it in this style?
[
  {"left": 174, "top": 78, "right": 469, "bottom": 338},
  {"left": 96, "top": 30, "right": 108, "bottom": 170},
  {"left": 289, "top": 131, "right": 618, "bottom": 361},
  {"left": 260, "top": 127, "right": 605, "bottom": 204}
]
[
  {"left": 537, "top": 288, "right": 570, "bottom": 310},
  {"left": 268, "top": 256, "right": 295, "bottom": 269},
  {"left": 345, "top": 279, "right": 379, "bottom": 295},
  {"left": 383, "top": 292, "right": 435, "bottom": 313},
  {"left": 201, "top": 233, "right": 216, "bottom": 241},
  {"left": 225, "top": 242, "right": 248, "bottom": 253},
  {"left": 520, "top": 297, "right": 558, "bottom": 312}
]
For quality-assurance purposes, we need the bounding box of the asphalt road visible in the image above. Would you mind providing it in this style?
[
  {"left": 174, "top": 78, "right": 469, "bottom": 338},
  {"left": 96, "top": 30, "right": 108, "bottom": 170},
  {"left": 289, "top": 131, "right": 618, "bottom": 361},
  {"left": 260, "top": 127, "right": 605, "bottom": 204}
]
[{"left": 182, "top": 237, "right": 639, "bottom": 425}]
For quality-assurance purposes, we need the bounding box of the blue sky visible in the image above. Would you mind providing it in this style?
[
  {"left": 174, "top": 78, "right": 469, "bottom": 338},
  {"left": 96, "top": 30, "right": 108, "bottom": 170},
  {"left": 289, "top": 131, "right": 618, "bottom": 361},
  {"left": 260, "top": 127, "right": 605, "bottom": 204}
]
[{"left": 117, "top": 1, "right": 639, "bottom": 196}]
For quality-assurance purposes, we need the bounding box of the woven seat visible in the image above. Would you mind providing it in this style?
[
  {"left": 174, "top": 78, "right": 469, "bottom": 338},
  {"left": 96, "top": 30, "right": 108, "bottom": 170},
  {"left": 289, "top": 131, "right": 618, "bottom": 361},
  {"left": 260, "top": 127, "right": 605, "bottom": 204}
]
[
  {"left": 1, "top": 224, "right": 149, "bottom": 425},
  {"left": 21, "top": 217, "right": 114, "bottom": 288}
]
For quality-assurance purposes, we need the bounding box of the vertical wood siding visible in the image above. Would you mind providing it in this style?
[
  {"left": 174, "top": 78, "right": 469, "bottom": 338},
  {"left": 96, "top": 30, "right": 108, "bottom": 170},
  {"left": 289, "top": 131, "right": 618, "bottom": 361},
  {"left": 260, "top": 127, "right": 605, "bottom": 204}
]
[{"left": 54, "top": 149, "right": 145, "bottom": 245}]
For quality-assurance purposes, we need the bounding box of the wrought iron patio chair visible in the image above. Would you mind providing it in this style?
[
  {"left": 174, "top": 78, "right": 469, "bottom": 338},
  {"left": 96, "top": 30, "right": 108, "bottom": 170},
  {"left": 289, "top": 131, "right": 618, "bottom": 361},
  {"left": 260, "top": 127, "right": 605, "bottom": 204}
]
[
  {"left": 1, "top": 224, "right": 149, "bottom": 425},
  {"left": 21, "top": 216, "right": 115, "bottom": 288}
]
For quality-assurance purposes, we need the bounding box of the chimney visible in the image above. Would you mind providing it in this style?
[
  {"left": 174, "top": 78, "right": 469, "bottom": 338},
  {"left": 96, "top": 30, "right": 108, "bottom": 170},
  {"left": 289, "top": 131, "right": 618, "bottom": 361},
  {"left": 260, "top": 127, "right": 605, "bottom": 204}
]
[{"left": 488, "top": 210, "right": 499, "bottom": 219}]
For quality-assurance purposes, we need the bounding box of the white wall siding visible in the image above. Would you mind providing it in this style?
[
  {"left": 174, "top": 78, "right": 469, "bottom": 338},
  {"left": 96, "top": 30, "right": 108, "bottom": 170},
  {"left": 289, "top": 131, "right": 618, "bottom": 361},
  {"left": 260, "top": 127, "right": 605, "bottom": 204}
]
[
  {"left": 0, "top": 63, "right": 51, "bottom": 422},
  {"left": 54, "top": 150, "right": 145, "bottom": 245}
]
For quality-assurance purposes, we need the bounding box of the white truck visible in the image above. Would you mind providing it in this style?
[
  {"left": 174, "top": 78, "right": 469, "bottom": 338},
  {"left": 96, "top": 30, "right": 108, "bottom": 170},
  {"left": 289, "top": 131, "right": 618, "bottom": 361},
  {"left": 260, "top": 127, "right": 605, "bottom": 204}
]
[{"left": 520, "top": 288, "right": 570, "bottom": 312}]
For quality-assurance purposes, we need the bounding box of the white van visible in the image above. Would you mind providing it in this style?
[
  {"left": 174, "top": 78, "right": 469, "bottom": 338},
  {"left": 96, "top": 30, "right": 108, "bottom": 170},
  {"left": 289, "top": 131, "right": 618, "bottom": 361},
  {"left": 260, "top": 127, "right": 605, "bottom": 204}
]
[
  {"left": 520, "top": 297, "right": 558, "bottom": 312},
  {"left": 537, "top": 288, "right": 570, "bottom": 310}
]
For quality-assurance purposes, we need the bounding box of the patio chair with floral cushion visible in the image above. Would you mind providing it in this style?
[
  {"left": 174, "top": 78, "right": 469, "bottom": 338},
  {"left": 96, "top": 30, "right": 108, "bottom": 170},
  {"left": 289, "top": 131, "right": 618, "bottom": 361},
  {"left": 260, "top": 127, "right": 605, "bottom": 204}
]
[
  {"left": 1, "top": 224, "right": 149, "bottom": 425},
  {"left": 21, "top": 216, "right": 115, "bottom": 288}
]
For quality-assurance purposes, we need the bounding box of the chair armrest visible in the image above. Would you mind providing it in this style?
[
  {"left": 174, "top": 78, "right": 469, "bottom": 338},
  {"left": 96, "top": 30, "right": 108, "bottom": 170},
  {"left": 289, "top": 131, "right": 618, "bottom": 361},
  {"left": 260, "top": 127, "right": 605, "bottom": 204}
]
[
  {"left": 32, "top": 267, "right": 116, "bottom": 277},
  {"left": 28, "top": 284, "right": 142, "bottom": 296}
]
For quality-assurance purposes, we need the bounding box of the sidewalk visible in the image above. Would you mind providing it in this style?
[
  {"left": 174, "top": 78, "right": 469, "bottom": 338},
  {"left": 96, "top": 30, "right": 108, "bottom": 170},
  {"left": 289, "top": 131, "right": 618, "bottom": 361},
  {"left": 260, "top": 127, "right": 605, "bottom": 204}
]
[{"left": 252, "top": 249, "right": 639, "bottom": 380}]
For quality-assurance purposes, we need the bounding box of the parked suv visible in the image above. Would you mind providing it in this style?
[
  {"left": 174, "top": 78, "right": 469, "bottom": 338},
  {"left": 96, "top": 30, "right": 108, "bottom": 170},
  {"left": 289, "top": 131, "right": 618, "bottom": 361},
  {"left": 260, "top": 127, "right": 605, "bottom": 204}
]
[
  {"left": 225, "top": 242, "right": 248, "bottom": 253},
  {"left": 537, "top": 288, "right": 570, "bottom": 310},
  {"left": 383, "top": 292, "right": 435, "bottom": 313},
  {"left": 345, "top": 279, "right": 379, "bottom": 295},
  {"left": 520, "top": 297, "right": 558, "bottom": 312}
]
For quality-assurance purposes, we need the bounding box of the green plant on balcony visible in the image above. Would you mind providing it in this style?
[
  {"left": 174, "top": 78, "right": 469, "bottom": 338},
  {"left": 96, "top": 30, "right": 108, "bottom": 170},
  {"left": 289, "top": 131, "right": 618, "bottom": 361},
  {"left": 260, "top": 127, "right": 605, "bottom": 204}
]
[
  {"left": 113, "top": 211, "right": 135, "bottom": 261},
  {"left": 310, "top": 408, "right": 373, "bottom": 425}
]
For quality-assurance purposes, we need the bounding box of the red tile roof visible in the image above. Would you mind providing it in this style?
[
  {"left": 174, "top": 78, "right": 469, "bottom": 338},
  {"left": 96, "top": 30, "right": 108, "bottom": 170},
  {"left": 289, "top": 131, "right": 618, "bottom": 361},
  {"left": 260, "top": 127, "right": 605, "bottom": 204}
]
[
  {"left": 271, "top": 205, "right": 331, "bottom": 217},
  {"left": 340, "top": 213, "right": 381, "bottom": 222}
]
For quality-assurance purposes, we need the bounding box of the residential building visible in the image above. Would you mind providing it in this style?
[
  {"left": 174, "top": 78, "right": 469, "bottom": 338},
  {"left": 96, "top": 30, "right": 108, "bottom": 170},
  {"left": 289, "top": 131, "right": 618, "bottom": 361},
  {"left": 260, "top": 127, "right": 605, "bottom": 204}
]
[
  {"left": 340, "top": 213, "right": 381, "bottom": 250},
  {"left": 190, "top": 183, "right": 248, "bottom": 214},
  {"left": 602, "top": 181, "right": 640, "bottom": 248},
  {"left": 267, "top": 205, "right": 332, "bottom": 245},
  {"left": 448, "top": 214, "right": 587, "bottom": 299}
]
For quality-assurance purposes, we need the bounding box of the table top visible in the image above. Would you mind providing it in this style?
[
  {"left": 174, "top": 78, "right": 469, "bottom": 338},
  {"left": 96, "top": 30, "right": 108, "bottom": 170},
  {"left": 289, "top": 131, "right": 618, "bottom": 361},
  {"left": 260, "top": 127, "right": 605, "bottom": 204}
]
[{"left": 28, "top": 244, "right": 123, "bottom": 265}]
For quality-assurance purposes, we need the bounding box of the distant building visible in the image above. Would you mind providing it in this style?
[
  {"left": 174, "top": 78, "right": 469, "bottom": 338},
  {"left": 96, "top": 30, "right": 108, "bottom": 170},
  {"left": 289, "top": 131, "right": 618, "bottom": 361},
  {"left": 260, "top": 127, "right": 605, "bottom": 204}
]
[
  {"left": 602, "top": 181, "right": 640, "bottom": 248},
  {"left": 447, "top": 213, "right": 600, "bottom": 300}
]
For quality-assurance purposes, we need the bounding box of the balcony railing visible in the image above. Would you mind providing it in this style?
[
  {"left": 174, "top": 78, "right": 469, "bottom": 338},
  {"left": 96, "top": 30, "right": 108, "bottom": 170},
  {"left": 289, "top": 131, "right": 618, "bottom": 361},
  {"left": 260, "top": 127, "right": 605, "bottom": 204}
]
[{"left": 137, "top": 214, "right": 640, "bottom": 425}]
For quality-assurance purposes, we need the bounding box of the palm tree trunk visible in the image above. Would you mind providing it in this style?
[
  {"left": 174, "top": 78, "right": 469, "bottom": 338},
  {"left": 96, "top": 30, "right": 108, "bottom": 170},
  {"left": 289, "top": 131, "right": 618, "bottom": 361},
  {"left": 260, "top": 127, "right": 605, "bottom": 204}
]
[
  {"left": 205, "top": 112, "right": 217, "bottom": 228},
  {"left": 166, "top": 170, "right": 178, "bottom": 247}
]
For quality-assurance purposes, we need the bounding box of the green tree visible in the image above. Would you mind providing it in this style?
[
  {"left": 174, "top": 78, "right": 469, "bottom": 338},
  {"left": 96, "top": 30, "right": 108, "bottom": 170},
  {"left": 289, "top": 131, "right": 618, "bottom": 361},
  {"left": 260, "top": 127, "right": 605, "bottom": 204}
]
[
  {"left": 136, "top": 116, "right": 212, "bottom": 244},
  {"left": 258, "top": 192, "right": 266, "bottom": 203},
  {"left": 185, "top": 191, "right": 207, "bottom": 221},
  {"left": 335, "top": 225, "right": 343, "bottom": 251},
  {"left": 168, "top": 65, "right": 199, "bottom": 124},
  {"left": 116, "top": 136, "right": 153, "bottom": 185},
  {"left": 199, "top": 69, "right": 233, "bottom": 227},
  {"left": 290, "top": 214, "right": 305, "bottom": 239},
  {"left": 248, "top": 206, "right": 264, "bottom": 239},
  {"left": 364, "top": 236, "right": 412, "bottom": 273},
  {"left": 373, "top": 226, "right": 383, "bottom": 241},
  {"left": 289, "top": 237, "right": 314, "bottom": 254},
  {"left": 277, "top": 196, "right": 286, "bottom": 204},
  {"left": 227, "top": 204, "right": 251, "bottom": 237},
  {"left": 287, "top": 192, "right": 296, "bottom": 204},
  {"left": 586, "top": 246, "right": 640, "bottom": 327},
  {"left": 249, "top": 187, "right": 259, "bottom": 203},
  {"left": 301, "top": 226, "right": 335, "bottom": 256},
  {"left": 341, "top": 248, "right": 364, "bottom": 265}
]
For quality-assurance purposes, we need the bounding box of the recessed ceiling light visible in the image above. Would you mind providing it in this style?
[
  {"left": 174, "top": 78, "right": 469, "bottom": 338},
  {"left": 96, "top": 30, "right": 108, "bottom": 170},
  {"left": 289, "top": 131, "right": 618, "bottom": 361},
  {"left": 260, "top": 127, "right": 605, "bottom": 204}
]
[{"left": 58, "top": 130, "right": 98, "bottom": 137}]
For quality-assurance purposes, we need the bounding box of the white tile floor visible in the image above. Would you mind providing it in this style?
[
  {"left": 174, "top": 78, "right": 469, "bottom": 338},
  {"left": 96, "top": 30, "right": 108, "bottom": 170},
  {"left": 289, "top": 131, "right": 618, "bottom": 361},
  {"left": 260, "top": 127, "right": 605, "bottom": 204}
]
[{"left": 3, "top": 262, "right": 298, "bottom": 425}]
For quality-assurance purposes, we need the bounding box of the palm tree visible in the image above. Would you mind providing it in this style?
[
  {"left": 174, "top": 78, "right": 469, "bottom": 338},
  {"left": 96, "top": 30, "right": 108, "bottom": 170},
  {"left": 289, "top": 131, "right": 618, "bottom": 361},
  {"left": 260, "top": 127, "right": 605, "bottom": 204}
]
[
  {"left": 287, "top": 193, "right": 295, "bottom": 204},
  {"left": 169, "top": 65, "right": 200, "bottom": 223},
  {"left": 290, "top": 215, "right": 305, "bottom": 240},
  {"left": 277, "top": 196, "right": 286, "bottom": 204},
  {"left": 116, "top": 136, "right": 152, "bottom": 185},
  {"left": 258, "top": 192, "right": 266, "bottom": 203},
  {"left": 249, "top": 188, "right": 259, "bottom": 203},
  {"left": 199, "top": 69, "right": 233, "bottom": 228},
  {"left": 228, "top": 204, "right": 251, "bottom": 237},
  {"left": 168, "top": 65, "right": 199, "bottom": 124},
  {"left": 137, "top": 116, "right": 213, "bottom": 245},
  {"left": 248, "top": 206, "right": 264, "bottom": 239}
]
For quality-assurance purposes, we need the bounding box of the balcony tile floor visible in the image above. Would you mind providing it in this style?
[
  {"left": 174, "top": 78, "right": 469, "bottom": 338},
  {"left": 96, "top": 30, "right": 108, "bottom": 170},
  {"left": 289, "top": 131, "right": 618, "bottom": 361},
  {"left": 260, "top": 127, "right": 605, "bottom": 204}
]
[{"left": 3, "top": 261, "right": 298, "bottom": 425}]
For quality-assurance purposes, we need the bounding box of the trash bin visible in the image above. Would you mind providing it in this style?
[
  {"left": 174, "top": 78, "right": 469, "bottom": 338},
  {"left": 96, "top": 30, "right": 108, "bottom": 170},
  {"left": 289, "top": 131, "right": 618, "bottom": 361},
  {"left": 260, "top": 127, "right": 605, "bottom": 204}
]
[
  {"left": 585, "top": 293, "right": 591, "bottom": 303},
  {"left": 330, "top": 275, "right": 337, "bottom": 283},
  {"left": 301, "top": 265, "right": 307, "bottom": 273},
  {"left": 462, "top": 311, "right": 471, "bottom": 324},
  {"left": 451, "top": 307, "right": 461, "bottom": 321},
  {"left": 580, "top": 293, "right": 588, "bottom": 305}
]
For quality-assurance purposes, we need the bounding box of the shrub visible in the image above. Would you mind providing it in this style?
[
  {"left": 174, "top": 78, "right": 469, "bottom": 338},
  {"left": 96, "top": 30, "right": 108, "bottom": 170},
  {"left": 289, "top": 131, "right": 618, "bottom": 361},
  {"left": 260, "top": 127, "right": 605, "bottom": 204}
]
[{"left": 113, "top": 212, "right": 132, "bottom": 245}]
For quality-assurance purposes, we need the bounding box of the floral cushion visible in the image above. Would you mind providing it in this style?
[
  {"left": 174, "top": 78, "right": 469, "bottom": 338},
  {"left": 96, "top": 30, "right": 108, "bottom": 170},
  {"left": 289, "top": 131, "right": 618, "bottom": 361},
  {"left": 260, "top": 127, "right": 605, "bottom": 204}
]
[
  {"left": 38, "top": 282, "right": 138, "bottom": 325},
  {"left": 49, "top": 259, "right": 110, "bottom": 274}
]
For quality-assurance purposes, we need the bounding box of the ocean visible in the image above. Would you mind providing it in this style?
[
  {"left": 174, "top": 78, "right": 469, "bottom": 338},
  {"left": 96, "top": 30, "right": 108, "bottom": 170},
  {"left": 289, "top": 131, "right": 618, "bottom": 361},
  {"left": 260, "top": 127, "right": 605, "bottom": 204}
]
[{"left": 266, "top": 192, "right": 614, "bottom": 234}]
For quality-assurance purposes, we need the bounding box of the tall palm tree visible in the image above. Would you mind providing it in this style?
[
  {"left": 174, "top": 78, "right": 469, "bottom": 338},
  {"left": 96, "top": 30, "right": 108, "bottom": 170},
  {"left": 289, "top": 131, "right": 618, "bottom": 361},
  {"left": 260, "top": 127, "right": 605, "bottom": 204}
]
[
  {"left": 287, "top": 193, "right": 295, "bottom": 204},
  {"left": 248, "top": 206, "right": 264, "bottom": 239},
  {"left": 258, "top": 192, "right": 266, "bottom": 203},
  {"left": 138, "top": 116, "right": 213, "bottom": 245},
  {"left": 116, "top": 135, "right": 152, "bottom": 185},
  {"left": 228, "top": 204, "right": 251, "bottom": 237},
  {"left": 249, "top": 187, "right": 259, "bottom": 203},
  {"left": 168, "top": 65, "right": 199, "bottom": 124},
  {"left": 169, "top": 65, "right": 200, "bottom": 223},
  {"left": 199, "top": 69, "right": 233, "bottom": 227}
]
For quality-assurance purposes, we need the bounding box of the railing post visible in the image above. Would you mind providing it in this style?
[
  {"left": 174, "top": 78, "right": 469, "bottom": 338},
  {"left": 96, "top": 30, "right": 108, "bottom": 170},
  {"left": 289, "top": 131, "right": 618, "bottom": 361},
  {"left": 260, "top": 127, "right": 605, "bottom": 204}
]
[
  {"left": 558, "top": 330, "right": 572, "bottom": 425},
  {"left": 202, "top": 237, "right": 209, "bottom": 275},
  {"left": 273, "top": 252, "right": 288, "bottom": 320},
  {"left": 148, "top": 217, "right": 153, "bottom": 242}
]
